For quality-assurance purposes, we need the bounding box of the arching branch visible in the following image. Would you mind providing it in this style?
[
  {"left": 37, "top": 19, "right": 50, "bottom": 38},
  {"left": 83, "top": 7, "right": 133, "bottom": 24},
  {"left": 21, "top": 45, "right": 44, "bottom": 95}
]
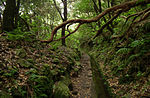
[
  {"left": 51, "top": 23, "right": 82, "bottom": 42},
  {"left": 93, "top": 9, "right": 123, "bottom": 39},
  {"left": 41, "top": 0, "right": 150, "bottom": 43}
]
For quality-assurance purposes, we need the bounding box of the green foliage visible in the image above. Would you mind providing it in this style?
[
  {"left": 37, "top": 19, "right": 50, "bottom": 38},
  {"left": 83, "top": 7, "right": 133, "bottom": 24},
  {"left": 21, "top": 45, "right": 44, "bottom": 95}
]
[
  {"left": 143, "top": 22, "right": 150, "bottom": 32},
  {"left": 119, "top": 74, "right": 134, "bottom": 84},
  {"left": 50, "top": 42, "right": 61, "bottom": 50},
  {"left": 129, "top": 40, "right": 144, "bottom": 48},
  {"left": 28, "top": 75, "right": 53, "bottom": 97},
  {"left": 11, "top": 86, "right": 27, "bottom": 97},
  {"left": 3, "top": 69, "right": 18, "bottom": 77},
  {"left": 136, "top": 0, "right": 145, "bottom": 4},
  {"left": 116, "top": 48, "right": 130, "bottom": 54},
  {"left": 136, "top": 71, "right": 144, "bottom": 77},
  {"left": 6, "top": 28, "right": 35, "bottom": 41},
  {"left": 127, "top": 53, "right": 141, "bottom": 64},
  {"left": 25, "top": 64, "right": 54, "bottom": 98},
  {"left": 0, "top": 91, "right": 13, "bottom": 98},
  {"left": 74, "top": 0, "right": 94, "bottom": 14},
  {"left": 53, "top": 82, "right": 70, "bottom": 98}
]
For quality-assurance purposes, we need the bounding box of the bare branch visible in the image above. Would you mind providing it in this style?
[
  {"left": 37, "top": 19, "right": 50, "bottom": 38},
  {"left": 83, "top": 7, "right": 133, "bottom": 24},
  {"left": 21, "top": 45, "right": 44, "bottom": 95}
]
[{"left": 52, "top": 0, "right": 64, "bottom": 20}]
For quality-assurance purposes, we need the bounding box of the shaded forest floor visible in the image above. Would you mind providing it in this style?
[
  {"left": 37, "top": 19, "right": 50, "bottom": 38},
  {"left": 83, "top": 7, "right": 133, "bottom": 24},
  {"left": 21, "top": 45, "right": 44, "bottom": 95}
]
[
  {"left": 0, "top": 35, "right": 82, "bottom": 97},
  {"left": 99, "top": 61, "right": 150, "bottom": 97}
]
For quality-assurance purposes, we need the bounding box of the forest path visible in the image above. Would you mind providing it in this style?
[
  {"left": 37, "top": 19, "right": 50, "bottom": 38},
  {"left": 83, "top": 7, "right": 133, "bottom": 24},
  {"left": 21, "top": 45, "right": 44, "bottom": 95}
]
[{"left": 70, "top": 53, "right": 93, "bottom": 98}]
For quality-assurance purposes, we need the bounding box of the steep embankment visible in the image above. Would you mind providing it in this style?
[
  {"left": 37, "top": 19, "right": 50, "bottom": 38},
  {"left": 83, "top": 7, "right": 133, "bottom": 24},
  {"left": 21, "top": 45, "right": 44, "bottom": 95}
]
[
  {"left": 90, "top": 19, "right": 150, "bottom": 97},
  {"left": 0, "top": 36, "right": 81, "bottom": 98}
]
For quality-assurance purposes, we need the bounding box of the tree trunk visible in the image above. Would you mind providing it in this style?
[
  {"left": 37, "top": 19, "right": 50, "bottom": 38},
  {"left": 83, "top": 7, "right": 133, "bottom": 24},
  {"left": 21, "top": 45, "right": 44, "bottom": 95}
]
[
  {"left": 61, "top": 0, "right": 67, "bottom": 46},
  {"left": 61, "top": 25, "right": 66, "bottom": 46},
  {"left": 98, "top": 0, "right": 102, "bottom": 12},
  {"left": 111, "top": 0, "right": 116, "bottom": 7},
  {"left": 0, "top": 12, "right": 1, "bottom": 26},
  {"left": 3, "top": 0, "right": 16, "bottom": 32},
  {"left": 14, "top": 0, "right": 20, "bottom": 28}
]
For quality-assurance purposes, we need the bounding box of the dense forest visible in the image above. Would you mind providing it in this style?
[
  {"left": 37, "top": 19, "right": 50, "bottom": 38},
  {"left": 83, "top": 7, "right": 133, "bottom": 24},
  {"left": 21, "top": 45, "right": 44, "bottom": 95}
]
[{"left": 0, "top": 0, "right": 150, "bottom": 98}]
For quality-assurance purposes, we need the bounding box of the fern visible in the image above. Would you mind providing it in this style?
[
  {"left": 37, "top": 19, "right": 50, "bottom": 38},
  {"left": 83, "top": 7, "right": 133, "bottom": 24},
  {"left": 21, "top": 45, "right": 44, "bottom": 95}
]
[
  {"left": 129, "top": 40, "right": 144, "bottom": 48},
  {"left": 126, "top": 53, "right": 141, "bottom": 65},
  {"left": 143, "top": 22, "right": 150, "bottom": 32},
  {"left": 116, "top": 48, "right": 130, "bottom": 54},
  {"left": 6, "top": 28, "right": 35, "bottom": 41}
]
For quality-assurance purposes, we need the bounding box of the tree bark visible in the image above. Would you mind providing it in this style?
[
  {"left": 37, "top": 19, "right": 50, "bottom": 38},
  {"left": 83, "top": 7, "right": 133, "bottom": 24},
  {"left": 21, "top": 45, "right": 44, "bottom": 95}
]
[
  {"left": 111, "top": 0, "right": 116, "bottom": 7},
  {"left": 2, "top": 0, "right": 16, "bottom": 32},
  {"left": 98, "top": 0, "right": 102, "bottom": 12},
  {"left": 61, "top": 0, "right": 67, "bottom": 46},
  {"left": 14, "top": 0, "right": 20, "bottom": 28},
  {"left": 53, "top": 0, "right": 68, "bottom": 46}
]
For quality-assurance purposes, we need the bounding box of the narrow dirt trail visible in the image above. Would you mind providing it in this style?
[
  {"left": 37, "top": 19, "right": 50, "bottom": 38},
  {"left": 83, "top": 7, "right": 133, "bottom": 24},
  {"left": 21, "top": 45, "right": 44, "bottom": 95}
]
[{"left": 71, "top": 53, "right": 93, "bottom": 98}]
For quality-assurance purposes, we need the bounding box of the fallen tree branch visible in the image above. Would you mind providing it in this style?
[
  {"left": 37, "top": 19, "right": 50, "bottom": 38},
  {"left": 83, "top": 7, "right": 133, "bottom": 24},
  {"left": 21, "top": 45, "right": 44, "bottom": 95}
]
[{"left": 41, "top": 0, "right": 150, "bottom": 43}]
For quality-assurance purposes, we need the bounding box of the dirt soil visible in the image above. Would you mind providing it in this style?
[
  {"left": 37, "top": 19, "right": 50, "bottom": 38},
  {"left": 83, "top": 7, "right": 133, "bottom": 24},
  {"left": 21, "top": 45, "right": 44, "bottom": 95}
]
[{"left": 70, "top": 53, "right": 93, "bottom": 98}]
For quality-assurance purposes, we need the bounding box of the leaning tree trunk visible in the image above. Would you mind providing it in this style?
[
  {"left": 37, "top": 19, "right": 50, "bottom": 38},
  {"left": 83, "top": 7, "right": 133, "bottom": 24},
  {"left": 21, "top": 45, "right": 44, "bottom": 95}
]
[{"left": 2, "top": 0, "right": 16, "bottom": 32}]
